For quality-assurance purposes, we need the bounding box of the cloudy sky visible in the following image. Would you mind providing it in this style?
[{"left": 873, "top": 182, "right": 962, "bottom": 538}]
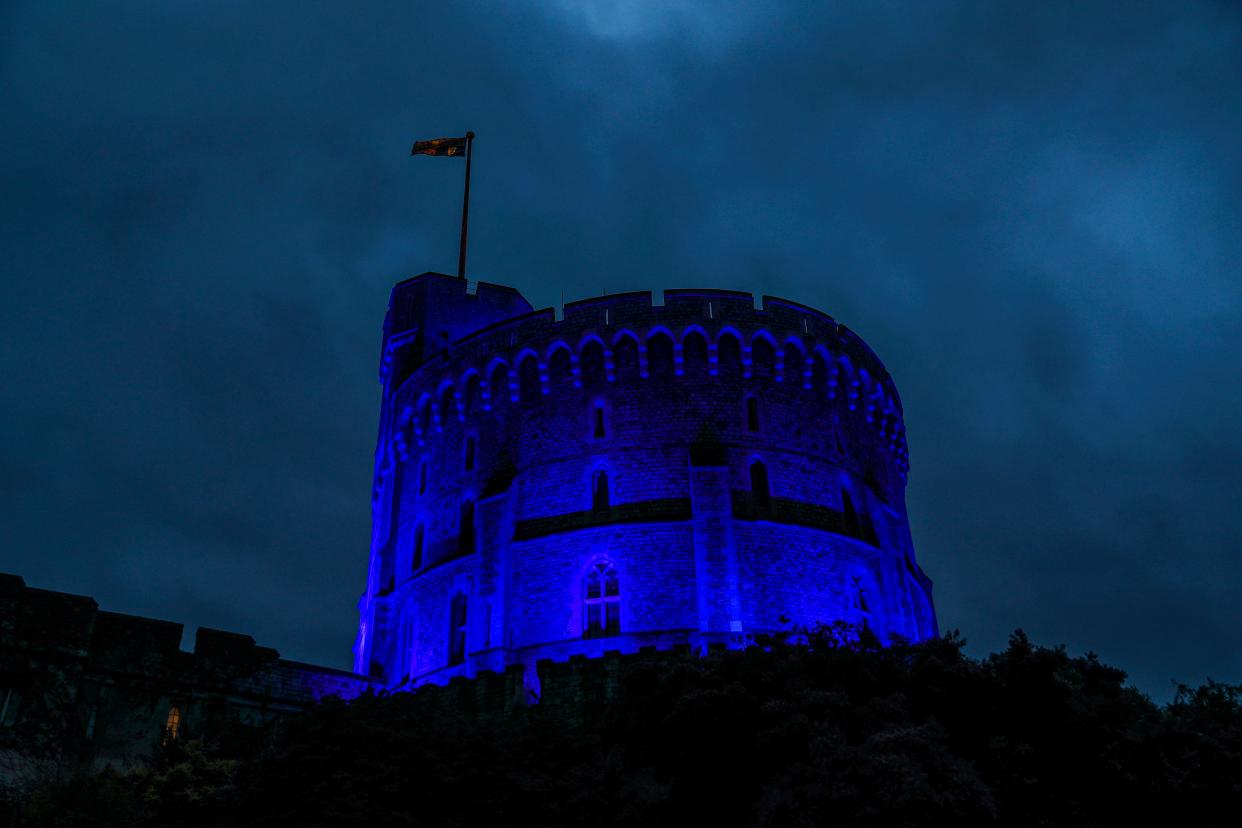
[{"left": 3, "top": 2, "right": 1239, "bottom": 697}]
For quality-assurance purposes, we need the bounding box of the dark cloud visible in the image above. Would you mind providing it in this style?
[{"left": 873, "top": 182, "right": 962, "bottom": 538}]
[{"left": 2, "top": 1, "right": 1239, "bottom": 697}]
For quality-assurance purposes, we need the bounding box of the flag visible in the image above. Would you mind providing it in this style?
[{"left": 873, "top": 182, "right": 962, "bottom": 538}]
[{"left": 411, "top": 136, "right": 468, "bottom": 157}]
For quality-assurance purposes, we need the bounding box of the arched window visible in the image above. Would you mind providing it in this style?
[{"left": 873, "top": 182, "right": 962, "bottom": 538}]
[
  {"left": 750, "top": 460, "right": 771, "bottom": 513},
  {"left": 412, "top": 524, "right": 425, "bottom": 570},
  {"left": 592, "top": 469, "right": 610, "bottom": 513},
  {"left": 613, "top": 334, "right": 640, "bottom": 380},
  {"left": 518, "top": 354, "right": 541, "bottom": 400},
  {"left": 418, "top": 400, "right": 432, "bottom": 436},
  {"left": 549, "top": 345, "right": 574, "bottom": 389},
  {"left": 812, "top": 351, "right": 829, "bottom": 390},
  {"left": 464, "top": 437, "right": 476, "bottom": 472},
  {"left": 583, "top": 560, "right": 620, "bottom": 639},
  {"left": 682, "top": 330, "right": 709, "bottom": 377},
  {"left": 461, "top": 373, "right": 480, "bottom": 416},
  {"left": 784, "top": 342, "right": 805, "bottom": 385},
  {"left": 647, "top": 332, "right": 675, "bottom": 377},
  {"left": 164, "top": 705, "right": 181, "bottom": 742},
  {"left": 580, "top": 340, "right": 607, "bottom": 387},
  {"left": 459, "top": 501, "right": 475, "bottom": 554},
  {"left": 752, "top": 337, "right": 776, "bottom": 379},
  {"left": 717, "top": 332, "right": 742, "bottom": 380},
  {"left": 489, "top": 362, "right": 510, "bottom": 405},
  {"left": 448, "top": 593, "right": 468, "bottom": 666},
  {"left": 440, "top": 385, "right": 457, "bottom": 425},
  {"left": 746, "top": 396, "right": 760, "bottom": 433}
]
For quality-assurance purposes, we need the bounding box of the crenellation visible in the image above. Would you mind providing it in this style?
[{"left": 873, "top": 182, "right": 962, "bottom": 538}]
[
  {"left": 358, "top": 274, "right": 935, "bottom": 688},
  {"left": 0, "top": 575, "right": 377, "bottom": 790}
]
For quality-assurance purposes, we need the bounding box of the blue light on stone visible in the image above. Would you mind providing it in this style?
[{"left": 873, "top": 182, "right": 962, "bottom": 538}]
[{"left": 354, "top": 274, "right": 935, "bottom": 689}]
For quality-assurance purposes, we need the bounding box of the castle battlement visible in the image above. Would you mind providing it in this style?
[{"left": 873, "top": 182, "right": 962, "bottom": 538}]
[{"left": 357, "top": 273, "right": 935, "bottom": 689}]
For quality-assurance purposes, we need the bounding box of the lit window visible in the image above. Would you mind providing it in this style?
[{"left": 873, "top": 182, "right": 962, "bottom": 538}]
[
  {"left": 592, "top": 469, "right": 610, "bottom": 513},
  {"left": 464, "top": 437, "right": 475, "bottom": 472},
  {"left": 164, "top": 705, "right": 181, "bottom": 742},
  {"left": 746, "top": 397, "right": 760, "bottom": 432},
  {"left": 412, "top": 525, "right": 424, "bottom": 570},
  {"left": 750, "top": 461, "right": 771, "bottom": 512},
  {"left": 448, "top": 593, "right": 468, "bottom": 666},
  {"left": 583, "top": 560, "right": 620, "bottom": 639}
]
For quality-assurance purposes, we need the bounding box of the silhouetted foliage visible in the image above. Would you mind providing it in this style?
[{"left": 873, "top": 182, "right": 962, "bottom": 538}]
[{"left": 7, "top": 626, "right": 1242, "bottom": 827}]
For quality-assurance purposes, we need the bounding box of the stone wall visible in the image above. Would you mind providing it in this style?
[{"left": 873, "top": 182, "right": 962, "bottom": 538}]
[
  {"left": 358, "top": 274, "right": 937, "bottom": 687},
  {"left": 0, "top": 574, "right": 375, "bottom": 792}
]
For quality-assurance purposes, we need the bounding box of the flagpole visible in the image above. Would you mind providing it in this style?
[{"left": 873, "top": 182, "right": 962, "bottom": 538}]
[{"left": 458, "top": 131, "right": 475, "bottom": 279}]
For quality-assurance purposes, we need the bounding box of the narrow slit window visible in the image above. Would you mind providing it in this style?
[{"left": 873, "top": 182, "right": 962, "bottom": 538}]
[
  {"left": 418, "top": 461, "right": 428, "bottom": 495},
  {"left": 750, "top": 461, "right": 771, "bottom": 512},
  {"left": 747, "top": 397, "right": 760, "bottom": 432},
  {"left": 459, "top": 501, "right": 475, "bottom": 554},
  {"left": 592, "top": 470, "right": 610, "bottom": 513},
  {"left": 593, "top": 405, "right": 607, "bottom": 439},
  {"left": 412, "top": 525, "right": 424, "bottom": 570},
  {"left": 164, "top": 705, "right": 181, "bottom": 742},
  {"left": 842, "top": 489, "right": 859, "bottom": 536},
  {"left": 464, "top": 437, "right": 476, "bottom": 472}
]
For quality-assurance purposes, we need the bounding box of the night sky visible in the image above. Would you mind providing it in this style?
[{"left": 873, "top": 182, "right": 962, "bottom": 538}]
[{"left": 3, "top": 3, "right": 1240, "bottom": 698}]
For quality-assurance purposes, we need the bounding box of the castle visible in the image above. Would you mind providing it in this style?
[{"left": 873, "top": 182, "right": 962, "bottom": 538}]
[
  {"left": 0, "top": 271, "right": 936, "bottom": 784},
  {"left": 357, "top": 273, "right": 936, "bottom": 691}
]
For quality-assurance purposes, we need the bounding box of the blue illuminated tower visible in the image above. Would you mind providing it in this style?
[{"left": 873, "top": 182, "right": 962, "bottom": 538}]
[{"left": 355, "top": 273, "right": 936, "bottom": 687}]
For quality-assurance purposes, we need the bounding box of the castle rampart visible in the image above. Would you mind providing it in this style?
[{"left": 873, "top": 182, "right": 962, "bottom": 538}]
[
  {"left": 0, "top": 574, "right": 375, "bottom": 788},
  {"left": 357, "top": 273, "right": 935, "bottom": 688}
]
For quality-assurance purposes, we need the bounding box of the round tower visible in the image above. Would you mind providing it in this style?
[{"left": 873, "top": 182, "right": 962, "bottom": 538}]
[{"left": 355, "top": 273, "right": 935, "bottom": 685}]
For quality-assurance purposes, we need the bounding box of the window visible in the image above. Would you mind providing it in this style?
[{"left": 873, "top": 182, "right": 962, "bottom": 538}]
[
  {"left": 412, "top": 524, "right": 424, "bottom": 570},
  {"left": 583, "top": 560, "right": 620, "bottom": 639},
  {"left": 0, "top": 685, "right": 22, "bottom": 727},
  {"left": 842, "top": 489, "right": 859, "bottom": 536},
  {"left": 752, "top": 337, "right": 775, "bottom": 379},
  {"left": 164, "top": 705, "right": 181, "bottom": 742},
  {"left": 851, "top": 576, "right": 870, "bottom": 613},
  {"left": 459, "top": 500, "right": 475, "bottom": 554},
  {"left": 647, "top": 332, "right": 675, "bottom": 376},
  {"left": 418, "top": 460, "right": 428, "bottom": 495},
  {"left": 580, "top": 340, "right": 607, "bottom": 386},
  {"left": 592, "top": 469, "right": 610, "bottom": 513},
  {"left": 462, "top": 374, "right": 480, "bottom": 416},
  {"left": 682, "top": 330, "right": 709, "bottom": 376},
  {"left": 750, "top": 460, "right": 771, "bottom": 512},
  {"left": 746, "top": 397, "right": 760, "bottom": 432},
  {"left": 448, "top": 593, "right": 468, "bottom": 665},
  {"left": 592, "top": 403, "right": 607, "bottom": 438},
  {"left": 464, "top": 437, "right": 476, "bottom": 472}
]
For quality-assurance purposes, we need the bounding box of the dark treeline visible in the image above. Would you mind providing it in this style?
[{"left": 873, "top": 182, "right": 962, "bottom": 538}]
[{"left": 7, "top": 626, "right": 1242, "bottom": 827}]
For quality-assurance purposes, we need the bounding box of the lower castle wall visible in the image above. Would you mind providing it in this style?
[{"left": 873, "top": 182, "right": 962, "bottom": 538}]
[{"left": 0, "top": 575, "right": 376, "bottom": 792}]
